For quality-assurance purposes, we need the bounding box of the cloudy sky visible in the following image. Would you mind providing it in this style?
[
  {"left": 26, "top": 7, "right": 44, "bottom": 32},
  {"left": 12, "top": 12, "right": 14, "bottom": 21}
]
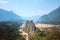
[{"left": 0, "top": 0, "right": 60, "bottom": 17}]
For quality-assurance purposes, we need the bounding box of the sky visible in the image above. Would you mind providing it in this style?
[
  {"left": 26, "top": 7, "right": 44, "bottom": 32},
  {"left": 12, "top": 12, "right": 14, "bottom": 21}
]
[{"left": 0, "top": 0, "right": 60, "bottom": 17}]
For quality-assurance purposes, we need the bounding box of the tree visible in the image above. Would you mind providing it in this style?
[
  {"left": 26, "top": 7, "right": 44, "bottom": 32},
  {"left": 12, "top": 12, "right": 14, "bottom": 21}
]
[{"left": 0, "top": 22, "right": 25, "bottom": 40}]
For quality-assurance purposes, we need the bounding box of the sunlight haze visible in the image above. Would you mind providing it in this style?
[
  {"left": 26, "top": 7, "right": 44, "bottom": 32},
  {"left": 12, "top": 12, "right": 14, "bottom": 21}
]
[{"left": 0, "top": 0, "right": 60, "bottom": 17}]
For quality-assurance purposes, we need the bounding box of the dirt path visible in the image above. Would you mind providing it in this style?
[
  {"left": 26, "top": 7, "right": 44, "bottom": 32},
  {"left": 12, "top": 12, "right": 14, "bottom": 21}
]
[{"left": 20, "top": 29, "right": 29, "bottom": 40}]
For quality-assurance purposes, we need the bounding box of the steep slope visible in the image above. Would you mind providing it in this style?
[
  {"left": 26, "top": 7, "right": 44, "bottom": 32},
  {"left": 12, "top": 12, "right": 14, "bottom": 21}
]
[
  {"left": 39, "top": 7, "right": 60, "bottom": 24},
  {"left": 0, "top": 9, "right": 24, "bottom": 24}
]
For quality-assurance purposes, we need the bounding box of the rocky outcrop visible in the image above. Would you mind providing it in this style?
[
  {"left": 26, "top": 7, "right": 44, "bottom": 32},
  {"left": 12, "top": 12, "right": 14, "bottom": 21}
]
[{"left": 23, "top": 20, "right": 36, "bottom": 33}]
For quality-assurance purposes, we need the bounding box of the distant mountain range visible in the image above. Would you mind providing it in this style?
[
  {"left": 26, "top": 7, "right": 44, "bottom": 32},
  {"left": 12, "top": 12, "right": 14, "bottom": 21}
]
[
  {"left": 39, "top": 7, "right": 60, "bottom": 24},
  {"left": 0, "top": 9, "right": 24, "bottom": 24},
  {"left": 23, "top": 16, "right": 40, "bottom": 23},
  {"left": 23, "top": 7, "right": 60, "bottom": 24},
  {"left": 0, "top": 7, "right": 60, "bottom": 25}
]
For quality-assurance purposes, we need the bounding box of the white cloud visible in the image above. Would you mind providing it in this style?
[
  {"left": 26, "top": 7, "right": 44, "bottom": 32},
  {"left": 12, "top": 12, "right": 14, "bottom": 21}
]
[{"left": 0, "top": 0, "right": 8, "bottom": 5}]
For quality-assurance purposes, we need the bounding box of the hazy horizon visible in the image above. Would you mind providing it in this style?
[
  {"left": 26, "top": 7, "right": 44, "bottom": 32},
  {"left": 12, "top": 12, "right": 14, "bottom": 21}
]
[{"left": 0, "top": 0, "right": 60, "bottom": 17}]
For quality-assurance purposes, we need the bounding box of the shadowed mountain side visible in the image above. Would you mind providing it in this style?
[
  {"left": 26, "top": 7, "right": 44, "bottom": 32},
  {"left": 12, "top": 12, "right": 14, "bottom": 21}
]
[
  {"left": 0, "top": 9, "right": 25, "bottom": 40},
  {"left": 0, "top": 9, "right": 24, "bottom": 24},
  {"left": 39, "top": 7, "right": 60, "bottom": 24}
]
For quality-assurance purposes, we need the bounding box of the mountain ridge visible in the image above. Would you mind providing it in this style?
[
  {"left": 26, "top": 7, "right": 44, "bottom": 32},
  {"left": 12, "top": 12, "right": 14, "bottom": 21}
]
[
  {"left": 0, "top": 9, "right": 24, "bottom": 24},
  {"left": 39, "top": 7, "right": 60, "bottom": 24}
]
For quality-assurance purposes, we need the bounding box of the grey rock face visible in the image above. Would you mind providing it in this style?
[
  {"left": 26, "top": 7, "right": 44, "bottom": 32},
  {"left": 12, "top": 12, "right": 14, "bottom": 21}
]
[{"left": 23, "top": 20, "right": 36, "bottom": 33}]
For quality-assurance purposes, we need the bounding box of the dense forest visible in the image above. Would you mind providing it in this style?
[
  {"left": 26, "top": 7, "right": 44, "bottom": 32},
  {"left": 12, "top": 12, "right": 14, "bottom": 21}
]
[{"left": 0, "top": 21, "right": 25, "bottom": 40}]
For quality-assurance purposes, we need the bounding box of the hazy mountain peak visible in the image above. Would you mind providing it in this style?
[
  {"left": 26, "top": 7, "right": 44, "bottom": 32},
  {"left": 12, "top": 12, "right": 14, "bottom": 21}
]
[
  {"left": 0, "top": 9, "right": 23, "bottom": 23},
  {"left": 39, "top": 7, "right": 60, "bottom": 24}
]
